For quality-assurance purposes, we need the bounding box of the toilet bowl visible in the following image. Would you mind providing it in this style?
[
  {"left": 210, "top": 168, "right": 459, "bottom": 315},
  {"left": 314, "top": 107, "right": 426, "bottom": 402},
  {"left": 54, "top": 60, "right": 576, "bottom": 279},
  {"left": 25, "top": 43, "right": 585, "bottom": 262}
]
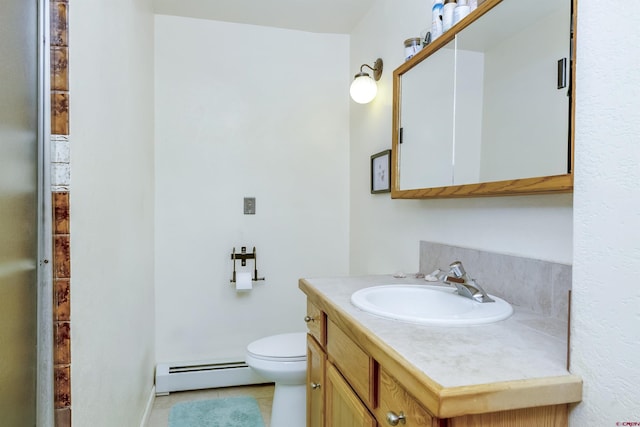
[{"left": 246, "top": 332, "right": 307, "bottom": 427}]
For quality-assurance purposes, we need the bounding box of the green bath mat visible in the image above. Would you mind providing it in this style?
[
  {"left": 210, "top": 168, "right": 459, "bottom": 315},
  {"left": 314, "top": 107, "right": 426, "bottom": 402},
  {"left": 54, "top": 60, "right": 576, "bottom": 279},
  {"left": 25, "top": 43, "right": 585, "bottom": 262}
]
[{"left": 168, "top": 396, "right": 265, "bottom": 427}]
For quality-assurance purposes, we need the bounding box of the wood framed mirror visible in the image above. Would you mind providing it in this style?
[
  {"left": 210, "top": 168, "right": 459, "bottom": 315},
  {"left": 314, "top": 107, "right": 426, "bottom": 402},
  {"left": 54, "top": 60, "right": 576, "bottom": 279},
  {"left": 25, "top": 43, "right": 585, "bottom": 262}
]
[{"left": 391, "top": 0, "right": 576, "bottom": 198}]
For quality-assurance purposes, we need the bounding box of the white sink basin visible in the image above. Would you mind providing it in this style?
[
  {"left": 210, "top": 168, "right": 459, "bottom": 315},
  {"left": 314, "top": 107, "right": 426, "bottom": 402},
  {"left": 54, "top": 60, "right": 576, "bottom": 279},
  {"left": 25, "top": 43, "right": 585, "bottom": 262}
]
[{"left": 351, "top": 284, "right": 513, "bottom": 326}]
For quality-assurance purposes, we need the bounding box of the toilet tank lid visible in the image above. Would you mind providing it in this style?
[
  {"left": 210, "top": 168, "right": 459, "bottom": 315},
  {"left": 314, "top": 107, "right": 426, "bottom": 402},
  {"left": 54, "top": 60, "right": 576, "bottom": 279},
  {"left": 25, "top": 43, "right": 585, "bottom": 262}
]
[{"left": 247, "top": 332, "right": 307, "bottom": 358}]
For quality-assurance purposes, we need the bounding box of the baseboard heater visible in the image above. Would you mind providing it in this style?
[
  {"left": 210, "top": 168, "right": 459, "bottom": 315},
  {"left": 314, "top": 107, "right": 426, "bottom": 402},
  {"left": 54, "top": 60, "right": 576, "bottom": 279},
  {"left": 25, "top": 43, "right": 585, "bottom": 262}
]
[{"left": 155, "top": 360, "right": 269, "bottom": 396}]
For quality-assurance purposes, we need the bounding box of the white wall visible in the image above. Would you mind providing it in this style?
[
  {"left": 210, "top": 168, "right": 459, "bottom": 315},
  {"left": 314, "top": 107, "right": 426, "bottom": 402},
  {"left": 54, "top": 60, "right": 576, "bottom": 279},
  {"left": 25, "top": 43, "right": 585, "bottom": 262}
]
[
  {"left": 571, "top": 0, "right": 640, "bottom": 423},
  {"left": 69, "top": 0, "right": 156, "bottom": 426},
  {"left": 154, "top": 16, "right": 350, "bottom": 363},
  {"left": 349, "top": 0, "right": 573, "bottom": 279}
]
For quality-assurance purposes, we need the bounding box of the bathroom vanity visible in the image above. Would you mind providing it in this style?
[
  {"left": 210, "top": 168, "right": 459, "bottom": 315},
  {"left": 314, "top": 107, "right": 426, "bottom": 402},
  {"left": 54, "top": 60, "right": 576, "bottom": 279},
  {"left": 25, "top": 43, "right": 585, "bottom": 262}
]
[{"left": 300, "top": 275, "right": 582, "bottom": 426}]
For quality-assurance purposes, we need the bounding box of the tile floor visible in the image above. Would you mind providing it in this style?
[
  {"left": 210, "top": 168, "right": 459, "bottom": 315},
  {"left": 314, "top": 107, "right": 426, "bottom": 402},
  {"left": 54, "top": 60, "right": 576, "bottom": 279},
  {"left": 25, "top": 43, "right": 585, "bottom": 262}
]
[{"left": 146, "top": 383, "right": 275, "bottom": 427}]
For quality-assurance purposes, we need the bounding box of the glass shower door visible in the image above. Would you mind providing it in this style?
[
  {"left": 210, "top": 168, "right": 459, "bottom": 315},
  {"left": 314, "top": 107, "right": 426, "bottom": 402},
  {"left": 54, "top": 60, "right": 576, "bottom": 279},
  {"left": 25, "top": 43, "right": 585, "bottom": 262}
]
[{"left": 0, "top": 0, "right": 41, "bottom": 424}]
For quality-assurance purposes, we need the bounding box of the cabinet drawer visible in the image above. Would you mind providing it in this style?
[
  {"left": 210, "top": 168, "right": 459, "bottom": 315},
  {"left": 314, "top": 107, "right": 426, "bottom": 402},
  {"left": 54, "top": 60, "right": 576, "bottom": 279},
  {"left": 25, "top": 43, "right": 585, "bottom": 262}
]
[
  {"left": 376, "top": 368, "right": 434, "bottom": 427},
  {"left": 306, "top": 301, "right": 325, "bottom": 346},
  {"left": 327, "top": 319, "right": 374, "bottom": 407}
]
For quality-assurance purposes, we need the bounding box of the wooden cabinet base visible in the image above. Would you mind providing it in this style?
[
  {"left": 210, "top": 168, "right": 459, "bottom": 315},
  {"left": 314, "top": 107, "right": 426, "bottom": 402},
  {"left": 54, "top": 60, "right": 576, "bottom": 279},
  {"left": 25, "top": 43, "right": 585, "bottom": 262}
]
[
  {"left": 449, "top": 404, "right": 568, "bottom": 427},
  {"left": 304, "top": 288, "right": 576, "bottom": 427}
]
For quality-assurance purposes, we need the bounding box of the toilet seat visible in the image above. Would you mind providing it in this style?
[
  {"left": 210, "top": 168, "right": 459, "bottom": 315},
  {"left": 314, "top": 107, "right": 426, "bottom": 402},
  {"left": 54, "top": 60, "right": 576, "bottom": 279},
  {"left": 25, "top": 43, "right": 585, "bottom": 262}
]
[
  {"left": 246, "top": 332, "right": 306, "bottom": 362},
  {"left": 245, "top": 332, "right": 308, "bottom": 427}
]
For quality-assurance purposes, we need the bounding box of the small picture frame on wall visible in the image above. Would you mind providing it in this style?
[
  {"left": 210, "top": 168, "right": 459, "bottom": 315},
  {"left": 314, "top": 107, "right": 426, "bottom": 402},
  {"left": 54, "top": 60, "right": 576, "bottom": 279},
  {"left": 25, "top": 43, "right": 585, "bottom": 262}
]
[{"left": 371, "top": 149, "right": 391, "bottom": 194}]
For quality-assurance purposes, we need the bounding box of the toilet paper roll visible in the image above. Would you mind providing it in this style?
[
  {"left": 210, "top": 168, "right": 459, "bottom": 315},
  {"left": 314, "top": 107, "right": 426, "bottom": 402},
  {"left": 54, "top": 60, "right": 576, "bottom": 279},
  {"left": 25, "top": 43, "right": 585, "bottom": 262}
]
[{"left": 236, "top": 272, "right": 253, "bottom": 292}]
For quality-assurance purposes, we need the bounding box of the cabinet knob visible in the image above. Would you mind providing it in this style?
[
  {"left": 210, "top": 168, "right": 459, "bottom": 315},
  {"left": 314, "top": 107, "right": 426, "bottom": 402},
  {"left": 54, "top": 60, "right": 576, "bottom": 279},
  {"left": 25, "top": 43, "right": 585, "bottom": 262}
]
[
  {"left": 310, "top": 382, "right": 321, "bottom": 390},
  {"left": 304, "top": 315, "right": 314, "bottom": 323},
  {"left": 386, "top": 411, "right": 406, "bottom": 426}
]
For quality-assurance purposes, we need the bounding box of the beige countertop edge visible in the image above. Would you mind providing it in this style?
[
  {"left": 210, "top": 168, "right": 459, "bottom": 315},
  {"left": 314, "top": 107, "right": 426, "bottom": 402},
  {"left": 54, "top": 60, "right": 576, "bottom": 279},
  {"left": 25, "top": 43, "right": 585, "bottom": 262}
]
[
  {"left": 299, "top": 277, "right": 583, "bottom": 418},
  {"left": 437, "top": 375, "right": 583, "bottom": 418}
]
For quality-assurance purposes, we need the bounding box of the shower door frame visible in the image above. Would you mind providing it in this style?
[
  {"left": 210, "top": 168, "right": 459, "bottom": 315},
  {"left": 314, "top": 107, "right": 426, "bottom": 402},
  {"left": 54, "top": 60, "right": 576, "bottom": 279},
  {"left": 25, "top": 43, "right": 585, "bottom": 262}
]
[{"left": 37, "top": 0, "right": 55, "bottom": 425}]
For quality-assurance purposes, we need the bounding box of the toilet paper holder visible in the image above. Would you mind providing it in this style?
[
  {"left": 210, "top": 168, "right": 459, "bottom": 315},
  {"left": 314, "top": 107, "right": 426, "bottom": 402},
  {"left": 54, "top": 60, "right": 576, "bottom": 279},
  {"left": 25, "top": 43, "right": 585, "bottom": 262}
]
[{"left": 230, "top": 246, "right": 265, "bottom": 283}]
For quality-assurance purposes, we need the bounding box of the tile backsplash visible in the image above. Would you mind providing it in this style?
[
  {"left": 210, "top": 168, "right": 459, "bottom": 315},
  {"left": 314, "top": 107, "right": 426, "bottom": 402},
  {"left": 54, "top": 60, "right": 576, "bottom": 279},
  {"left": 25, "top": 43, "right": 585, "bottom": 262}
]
[{"left": 420, "top": 241, "right": 572, "bottom": 320}]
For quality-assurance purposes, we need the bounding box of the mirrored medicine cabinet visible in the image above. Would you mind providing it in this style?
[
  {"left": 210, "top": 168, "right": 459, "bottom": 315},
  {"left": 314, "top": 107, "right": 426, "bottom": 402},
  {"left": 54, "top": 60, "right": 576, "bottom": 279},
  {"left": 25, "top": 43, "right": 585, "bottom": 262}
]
[{"left": 391, "top": 0, "right": 576, "bottom": 198}]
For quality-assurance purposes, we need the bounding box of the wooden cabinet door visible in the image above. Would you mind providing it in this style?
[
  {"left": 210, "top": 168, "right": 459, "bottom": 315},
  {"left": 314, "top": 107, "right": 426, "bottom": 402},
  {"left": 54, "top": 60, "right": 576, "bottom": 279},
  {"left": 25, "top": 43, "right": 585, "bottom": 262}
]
[
  {"left": 325, "top": 364, "right": 376, "bottom": 427},
  {"left": 307, "top": 334, "right": 325, "bottom": 427},
  {"left": 376, "top": 368, "right": 437, "bottom": 427}
]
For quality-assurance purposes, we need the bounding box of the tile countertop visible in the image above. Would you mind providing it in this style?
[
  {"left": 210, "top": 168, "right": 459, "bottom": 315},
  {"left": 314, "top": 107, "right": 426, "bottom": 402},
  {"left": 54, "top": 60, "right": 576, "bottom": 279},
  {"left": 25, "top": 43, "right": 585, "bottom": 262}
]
[{"left": 299, "top": 274, "right": 582, "bottom": 418}]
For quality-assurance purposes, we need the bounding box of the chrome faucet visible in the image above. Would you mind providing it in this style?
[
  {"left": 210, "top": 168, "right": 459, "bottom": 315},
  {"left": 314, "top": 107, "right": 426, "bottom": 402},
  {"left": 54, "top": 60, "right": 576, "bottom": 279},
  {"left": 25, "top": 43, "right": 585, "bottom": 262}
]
[{"left": 440, "top": 261, "right": 495, "bottom": 303}]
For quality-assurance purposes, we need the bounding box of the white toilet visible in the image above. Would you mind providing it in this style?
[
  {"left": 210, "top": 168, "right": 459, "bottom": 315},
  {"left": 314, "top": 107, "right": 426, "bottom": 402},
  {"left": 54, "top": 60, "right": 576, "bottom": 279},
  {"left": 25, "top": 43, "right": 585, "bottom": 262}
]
[{"left": 245, "top": 332, "right": 307, "bottom": 427}]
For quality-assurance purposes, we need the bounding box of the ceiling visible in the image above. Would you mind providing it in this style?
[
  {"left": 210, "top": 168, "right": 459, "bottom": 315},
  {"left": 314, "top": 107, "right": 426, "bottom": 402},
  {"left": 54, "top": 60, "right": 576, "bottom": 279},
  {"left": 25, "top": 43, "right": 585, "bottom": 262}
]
[{"left": 152, "top": 0, "right": 376, "bottom": 34}]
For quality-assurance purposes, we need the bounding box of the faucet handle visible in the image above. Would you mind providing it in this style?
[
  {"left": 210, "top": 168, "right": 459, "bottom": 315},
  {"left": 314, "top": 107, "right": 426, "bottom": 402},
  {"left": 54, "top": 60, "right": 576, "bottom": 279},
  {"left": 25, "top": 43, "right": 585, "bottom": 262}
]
[{"left": 448, "top": 261, "right": 466, "bottom": 278}]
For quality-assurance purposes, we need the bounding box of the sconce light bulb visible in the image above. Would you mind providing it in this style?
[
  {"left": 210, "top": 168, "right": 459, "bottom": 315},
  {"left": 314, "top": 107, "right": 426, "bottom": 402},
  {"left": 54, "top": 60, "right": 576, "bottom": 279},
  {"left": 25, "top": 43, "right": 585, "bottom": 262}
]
[{"left": 350, "top": 73, "right": 378, "bottom": 104}]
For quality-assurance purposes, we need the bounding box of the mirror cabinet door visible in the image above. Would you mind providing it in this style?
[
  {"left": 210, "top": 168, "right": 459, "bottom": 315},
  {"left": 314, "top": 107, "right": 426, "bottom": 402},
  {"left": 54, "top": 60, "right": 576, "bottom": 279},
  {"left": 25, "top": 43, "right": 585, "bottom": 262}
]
[
  {"left": 393, "top": 0, "right": 574, "bottom": 197},
  {"left": 454, "top": 0, "right": 571, "bottom": 185},
  {"left": 399, "top": 40, "right": 456, "bottom": 190}
]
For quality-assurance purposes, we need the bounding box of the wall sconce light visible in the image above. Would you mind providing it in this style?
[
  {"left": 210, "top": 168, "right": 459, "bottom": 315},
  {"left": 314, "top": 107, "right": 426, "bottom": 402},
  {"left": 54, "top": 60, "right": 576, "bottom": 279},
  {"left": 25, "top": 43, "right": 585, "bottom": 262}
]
[{"left": 350, "top": 58, "right": 383, "bottom": 104}]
